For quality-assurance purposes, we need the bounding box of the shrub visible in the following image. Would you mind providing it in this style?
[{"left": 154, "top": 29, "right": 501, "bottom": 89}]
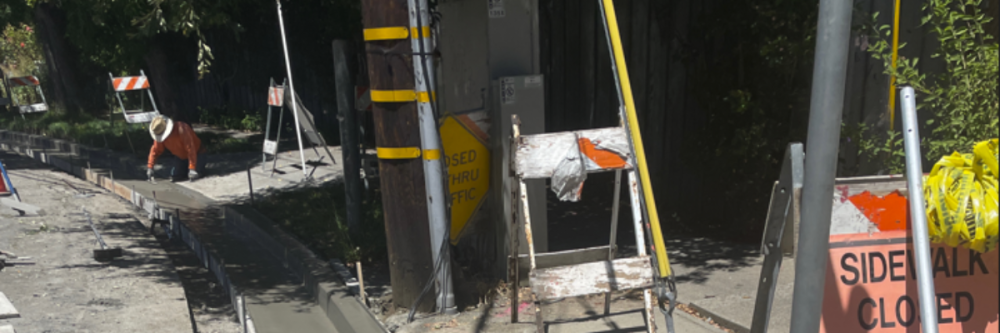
[{"left": 858, "top": 0, "right": 999, "bottom": 174}]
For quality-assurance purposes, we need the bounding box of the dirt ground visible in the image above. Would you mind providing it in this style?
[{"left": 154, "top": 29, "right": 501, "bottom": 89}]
[{"left": 0, "top": 151, "right": 239, "bottom": 333}]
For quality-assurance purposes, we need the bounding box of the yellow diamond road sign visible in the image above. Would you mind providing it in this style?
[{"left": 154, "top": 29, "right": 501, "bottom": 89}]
[{"left": 440, "top": 116, "right": 490, "bottom": 244}]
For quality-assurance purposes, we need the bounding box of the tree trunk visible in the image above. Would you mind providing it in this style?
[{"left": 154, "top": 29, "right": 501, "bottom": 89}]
[
  {"left": 143, "top": 34, "right": 196, "bottom": 122},
  {"left": 33, "top": 3, "right": 84, "bottom": 116}
]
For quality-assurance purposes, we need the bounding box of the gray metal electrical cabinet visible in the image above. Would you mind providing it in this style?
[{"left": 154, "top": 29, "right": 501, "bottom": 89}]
[
  {"left": 492, "top": 75, "right": 548, "bottom": 264},
  {"left": 487, "top": 0, "right": 541, "bottom": 77}
]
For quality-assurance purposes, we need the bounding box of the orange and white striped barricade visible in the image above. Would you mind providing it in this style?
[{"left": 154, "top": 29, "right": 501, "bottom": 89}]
[
  {"left": 6, "top": 75, "right": 49, "bottom": 115},
  {"left": 262, "top": 78, "right": 286, "bottom": 173},
  {"left": 819, "top": 176, "right": 998, "bottom": 332},
  {"left": 751, "top": 171, "right": 1000, "bottom": 332},
  {"left": 108, "top": 70, "right": 160, "bottom": 123}
]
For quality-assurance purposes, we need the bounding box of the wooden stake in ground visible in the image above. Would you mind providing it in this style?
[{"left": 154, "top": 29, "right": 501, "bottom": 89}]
[
  {"left": 358, "top": 0, "right": 435, "bottom": 312},
  {"left": 356, "top": 261, "right": 368, "bottom": 306}
]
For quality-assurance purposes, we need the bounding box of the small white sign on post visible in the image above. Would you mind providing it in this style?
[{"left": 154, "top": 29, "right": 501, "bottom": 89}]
[{"left": 263, "top": 140, "right": 278, "bottom": 155}]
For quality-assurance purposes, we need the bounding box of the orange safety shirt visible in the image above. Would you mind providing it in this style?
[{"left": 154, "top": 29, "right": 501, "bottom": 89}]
[{"left": 148, "top": 122, "right": 203, "bottom": 169}]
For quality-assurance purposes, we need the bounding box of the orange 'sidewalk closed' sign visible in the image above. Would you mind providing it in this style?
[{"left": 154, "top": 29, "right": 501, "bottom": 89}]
[{"left": 820, "top": 230, "right": 999, "bottom": 333}]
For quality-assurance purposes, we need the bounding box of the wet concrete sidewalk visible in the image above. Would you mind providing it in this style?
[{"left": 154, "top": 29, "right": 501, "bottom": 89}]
[{"left": 0, "top": 132, "right": 384, "bottom": 333}]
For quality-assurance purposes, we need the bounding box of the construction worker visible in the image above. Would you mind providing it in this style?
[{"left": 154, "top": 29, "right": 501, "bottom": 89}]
[{"left": 147, "top": 115, "right": 206, "bottom": 182}]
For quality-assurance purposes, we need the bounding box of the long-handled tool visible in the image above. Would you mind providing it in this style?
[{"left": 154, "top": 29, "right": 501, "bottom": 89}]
[
  {"left": 82, "top": 208, "right": 123, "bottom": 262},
  {"left": 0, "top": 250, "right": 35, "bottom": 272},
  {"left": 598, "top": 0, "right": 677, "bottom": 330}
]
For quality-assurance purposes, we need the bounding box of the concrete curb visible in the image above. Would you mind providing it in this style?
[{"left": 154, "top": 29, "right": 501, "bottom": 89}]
[
  {"left": 223, "top": 205, "right": 388, "bottom": 332},
  {"left": 687, "top": 303, "right": 750, "bottom": 333}
]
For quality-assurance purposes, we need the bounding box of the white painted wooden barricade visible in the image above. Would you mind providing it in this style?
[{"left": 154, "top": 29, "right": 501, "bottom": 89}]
[
  {"left": 508, "top": 115, "right": 657, "bottom": 333},
  {"left": 4, "top": 74, "right": 49, "bottom": 117},
  {"left": 108, "top": 70, "right": 159, "bottom": 124},
  {"left": 262, "top": 78, "right": 286, "bottom": 174}
]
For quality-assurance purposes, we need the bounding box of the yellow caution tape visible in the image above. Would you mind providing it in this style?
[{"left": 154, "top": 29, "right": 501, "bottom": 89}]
[{"left": 924, "top": 139, "right": 999, "bottom": 253}]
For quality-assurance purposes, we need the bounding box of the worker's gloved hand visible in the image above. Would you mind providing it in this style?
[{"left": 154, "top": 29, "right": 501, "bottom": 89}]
[
  {"left": 189, "top": 170, "right": 199, "bottom": 181},
  {"left": 147, "top": 168, "right": 154, "bottom": 180}
]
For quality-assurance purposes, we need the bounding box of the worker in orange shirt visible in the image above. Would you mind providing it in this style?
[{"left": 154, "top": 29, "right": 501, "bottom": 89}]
[{"left": 147, "top": 115, "right": 206, "bottom": 182}]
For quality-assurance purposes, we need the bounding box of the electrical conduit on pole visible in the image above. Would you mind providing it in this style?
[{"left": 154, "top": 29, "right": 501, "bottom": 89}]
[
  {"left": 900, "top": 86, "right": 940, "bottom": 333},
  {"left": 788, "top": 0, "right": 852, "bottom": 331},
  {"left": 276, "top": 0, "right": 310, "bottom": 178},
  {"left": 409, "top": 0, "right": 455, "bottom": 314}
]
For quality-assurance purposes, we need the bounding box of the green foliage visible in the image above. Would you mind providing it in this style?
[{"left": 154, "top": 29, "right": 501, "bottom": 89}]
[
  {"left": 0, "top": 111, "right": 257, "bottom": 156},
  {"left": 682, "top": 0, "right": 818, "bottom": 234},
  {"left": 198, "top": 105, "right": 264, "bottom": 132},
  {"left": 860, "top": 0, "right": 999, "bottom": 173},
  {"left": 256, "top": 184, "right": 386, "bottom": 263},
  {"left": 1, "top": 23, "right": 43, "bottom": 76}
]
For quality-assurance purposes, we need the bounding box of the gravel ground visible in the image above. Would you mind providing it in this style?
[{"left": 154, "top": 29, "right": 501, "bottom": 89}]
[{"left": 0, "top": 151, "right": 238, "bottom": 333}]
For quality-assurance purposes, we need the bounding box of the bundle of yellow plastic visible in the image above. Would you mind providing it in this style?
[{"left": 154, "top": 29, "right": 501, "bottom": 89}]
[{"left": 923, "top": 139, "right": 999, "bottom": 253}]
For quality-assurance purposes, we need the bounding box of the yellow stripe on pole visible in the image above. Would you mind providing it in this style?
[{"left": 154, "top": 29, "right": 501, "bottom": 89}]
[
  {"left": 888, "top": 0, "right": 902, "bottom": 131},
  {"left": 377, "top": 147, "right": 422, "bottom": 159},
  {"left": 423, "top": 149, "right": 442, "bottom": 160},
  {"left": 364, "top": 27, "right": 410, "bottom": 41},
  {"left": 363, "top": 26, "right": 432, "bottom": 41},
  {"left": 411, "top": 26, "right": 432, "bottom": 39},
  {"left": 601, "top": 0, "right": 671, "bottom": 278},
  {"left": 370, "top": 90, "right": 434, "bottom": 103}
]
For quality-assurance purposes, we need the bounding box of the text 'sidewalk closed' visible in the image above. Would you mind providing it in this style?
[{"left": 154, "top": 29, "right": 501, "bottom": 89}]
[{"left": 820, "top": 230, "right": 998, "bottom": 332}]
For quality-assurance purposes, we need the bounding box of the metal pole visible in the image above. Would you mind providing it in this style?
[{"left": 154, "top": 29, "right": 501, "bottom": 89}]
[
  {"left": 333, "top": 40, "right": 364, "bottom": 237},
  {"left": 275, "top": 0, "right": 310, "bottom": 178},
  {"left": 247, "top": 163, "right": 255, "bottom": 207},
  {"left": 900, "top": 86, "right": 940, "bottom": 333},
  {"left": 263, "top": 79, "right": 275, "bottom": 172},
  {"left": 271, "top": 79, "right": 287, "bottom": 177},
  {"left": 409, "top": 0, "right": 455, "bottom": 314},
  {"left": 788, "top": 0, "right": 852, "bottom": 331}
]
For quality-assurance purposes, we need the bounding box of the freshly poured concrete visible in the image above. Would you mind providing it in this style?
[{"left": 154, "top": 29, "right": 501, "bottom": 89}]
[{"left": 177, "top": 148, "right": 346, "bottom": 202}]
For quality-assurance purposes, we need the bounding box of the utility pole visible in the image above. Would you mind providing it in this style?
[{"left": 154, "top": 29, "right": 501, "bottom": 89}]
[{"left": 359, "top": 0, "right": 436, "bottom": 311}]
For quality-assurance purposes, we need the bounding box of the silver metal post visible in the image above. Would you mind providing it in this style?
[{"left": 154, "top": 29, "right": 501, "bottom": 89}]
[
  {"left": 408, "top": 0, "right": 455, "bottom": 314},
  {"left": 900, "top": 86, "right": 940, "bottom": 333},
  {"left": 275, "top": 0, "right": 310, "bottom": 178},
  {"left": 788, "top": 0, "right": 852, "bottom": 331}
]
